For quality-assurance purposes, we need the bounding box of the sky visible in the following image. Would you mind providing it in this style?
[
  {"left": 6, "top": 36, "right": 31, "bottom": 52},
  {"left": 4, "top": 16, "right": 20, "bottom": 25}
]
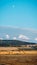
[
  {"left": 0, "top": 0, "right": 37, "bottom": 42},
  {"left": 0, "top": 0, "right": 37, "bottom": 29},
  {"left": 0, "top": 26, "right": 37, "bottom": 43}
]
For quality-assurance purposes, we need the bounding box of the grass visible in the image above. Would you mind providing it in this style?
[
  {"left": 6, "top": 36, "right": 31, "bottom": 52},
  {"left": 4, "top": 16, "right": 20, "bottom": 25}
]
[
  {"left": 0, "top": 47, "right": 37, "bottom": 55},
  {"left": 0, "top": 47, "right": 37, "bottom": 65},
  {"left": 0, "top": 54, "right": 37, "bottom": 65},
  {"left": 0, "top": 50, "right": 37, "bottom": 55}
]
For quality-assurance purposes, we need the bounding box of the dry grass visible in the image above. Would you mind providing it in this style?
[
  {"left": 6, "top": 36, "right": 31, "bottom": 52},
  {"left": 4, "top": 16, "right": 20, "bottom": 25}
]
[
  {"left": 0, "top": 47, "right": 37, "bottom": 55},
  {"left": 0, "top": 47, "right": 37, "bottom": 65},
  {"left": 0, "top": 50, "right": 37, "bottom": 55},
  {"left": 0, "top": 54, "right": 37, "bottom": 65}
]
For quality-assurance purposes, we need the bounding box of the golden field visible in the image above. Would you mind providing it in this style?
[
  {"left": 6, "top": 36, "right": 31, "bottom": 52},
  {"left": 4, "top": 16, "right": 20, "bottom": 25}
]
[
  {"left": 0, "top": 47, "right": 37, "bottom": 65},
  {"left": 0, "top": 47, "right": 37, "bottom": 55},
  {"left": 0, "top": 54, "right": 37, "bottom": 65},
  {"left": 0, "top": 50, "right": 37, "bottom": 55}
]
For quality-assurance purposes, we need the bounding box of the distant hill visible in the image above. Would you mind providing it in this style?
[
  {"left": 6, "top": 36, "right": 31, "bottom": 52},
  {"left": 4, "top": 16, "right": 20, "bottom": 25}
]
[{"left": 0, "top": 40, "right": 36, "bottom": 47}]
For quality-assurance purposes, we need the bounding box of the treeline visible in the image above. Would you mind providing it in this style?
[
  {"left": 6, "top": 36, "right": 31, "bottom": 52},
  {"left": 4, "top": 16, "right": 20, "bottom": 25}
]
[{"left": 0, "top": 40, "right": 36, "bottom": 47}]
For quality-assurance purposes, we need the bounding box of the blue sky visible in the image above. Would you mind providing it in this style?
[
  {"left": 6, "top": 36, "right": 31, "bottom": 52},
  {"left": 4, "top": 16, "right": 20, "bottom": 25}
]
[
  {"left": 0, "top": 26, "right": 37, "bottom": 43},
  {"left": 0, "top": 0, "right": 37, "bottom": 29}
]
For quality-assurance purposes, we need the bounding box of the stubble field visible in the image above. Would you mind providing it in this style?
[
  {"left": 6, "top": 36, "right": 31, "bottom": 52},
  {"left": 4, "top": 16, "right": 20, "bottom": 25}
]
[
  {"left": 0, "top": 51, "right": 37, "bottom": 65},
  {"left": 0, "top": 47, "right": 37, "bottom": 65}
]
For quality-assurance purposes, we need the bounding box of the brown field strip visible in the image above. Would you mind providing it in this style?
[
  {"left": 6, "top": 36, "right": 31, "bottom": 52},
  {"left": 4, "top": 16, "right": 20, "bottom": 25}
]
[
  {"left": 0, "top": 54, "right": 37, "bottom": 65},
  {"left": 0, "top": 50, "right": 37, "bottom": 55},
  {"left": 0, "top": 47, "right": 37, "bottom": 55}
]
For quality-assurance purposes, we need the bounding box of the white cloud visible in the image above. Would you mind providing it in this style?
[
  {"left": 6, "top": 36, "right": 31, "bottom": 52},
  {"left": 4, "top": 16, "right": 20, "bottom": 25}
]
[
  {"left": 13, "top": 37, "right": 16, "bottom": 40},
  {"left": 5, "top": 34, "right": 10, "bottom": 39},
  {"left": 35, "top": 38, "right": 37, "bottom": 41},
  {"left": 0, "top": 38, "right": 3, "bottom": 40},
  {"left": 18, "top": 34, "right": 29, "bottom": 40}
]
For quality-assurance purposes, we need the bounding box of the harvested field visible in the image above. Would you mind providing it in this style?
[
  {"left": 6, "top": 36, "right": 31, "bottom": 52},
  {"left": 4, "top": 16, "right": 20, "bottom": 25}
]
[
  {"left": 0, "top": 50, "right": 37, "bottom": 55},
  {"left": 0, "top": 47, "right": 37, "bottom": 65},
  {"left": 0, "top": 47, "right": 37, "bottom": 55},
  {"left": 0, "top": 53, "right": 37, "bottom": 65}
]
